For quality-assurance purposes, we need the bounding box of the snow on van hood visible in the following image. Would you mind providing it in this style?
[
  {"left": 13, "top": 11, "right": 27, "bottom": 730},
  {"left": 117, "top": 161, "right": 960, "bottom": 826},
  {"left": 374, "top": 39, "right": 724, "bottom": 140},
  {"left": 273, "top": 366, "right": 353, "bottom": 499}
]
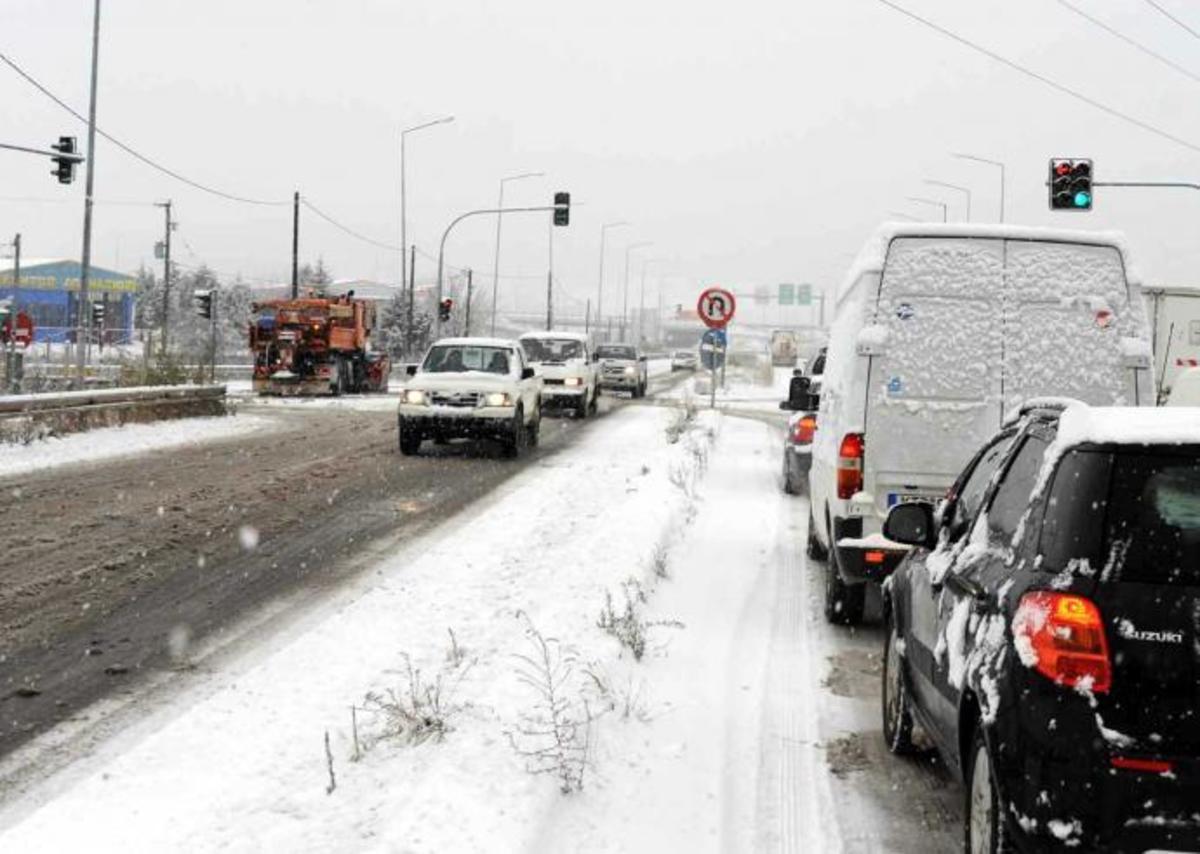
[{"left": 838, "top": 223, "right": 1140, "bottom": 303}]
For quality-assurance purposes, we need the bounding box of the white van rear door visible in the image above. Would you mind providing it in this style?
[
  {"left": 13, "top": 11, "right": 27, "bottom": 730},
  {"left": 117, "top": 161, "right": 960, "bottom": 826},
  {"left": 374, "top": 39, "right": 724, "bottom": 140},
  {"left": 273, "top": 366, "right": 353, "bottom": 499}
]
[
  {"left": 1002, "top": 240, "right": 1140, "bottom": 408},
  {"left": 865, "top": 237, "right": 1005, "bottom": 513}
]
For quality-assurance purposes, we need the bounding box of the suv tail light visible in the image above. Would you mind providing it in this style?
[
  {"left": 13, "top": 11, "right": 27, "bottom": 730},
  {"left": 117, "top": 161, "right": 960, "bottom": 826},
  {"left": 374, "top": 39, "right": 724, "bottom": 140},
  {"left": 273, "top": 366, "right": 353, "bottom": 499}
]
[
  {"left": 1013, "top": 591, "right": 1111, "bottom": 694},
  {"left": 836, "top": 432, "right": 864, "bottom": 499},
  {"left": 791, "top": 415, "right": 817, "bottom": 444}
]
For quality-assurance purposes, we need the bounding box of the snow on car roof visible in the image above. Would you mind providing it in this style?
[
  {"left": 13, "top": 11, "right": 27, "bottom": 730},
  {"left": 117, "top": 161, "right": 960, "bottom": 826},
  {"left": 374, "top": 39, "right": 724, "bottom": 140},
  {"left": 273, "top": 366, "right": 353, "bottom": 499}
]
[
  {"left": 838, "top": 222, "right": 1139, "bottom": 303},
  {"left": 431, "top": 337, "right": 517, "bottom": 348},
  {"left": 1055, "top": 403, "right": 1200, "bottom": 447},
  {"left": 518, "top": 330, "right": 589, "bottom": 342}
]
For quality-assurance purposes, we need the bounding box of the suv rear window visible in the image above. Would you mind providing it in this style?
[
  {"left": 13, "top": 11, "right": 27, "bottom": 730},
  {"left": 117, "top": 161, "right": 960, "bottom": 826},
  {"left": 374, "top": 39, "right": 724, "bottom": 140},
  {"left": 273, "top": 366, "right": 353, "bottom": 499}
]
[
  {"left": 1042, "top": 448, "right": 1200, "bottom": 586},
  {"left": 1106, "top": 452, "right": 1200, "bottom": 586}
]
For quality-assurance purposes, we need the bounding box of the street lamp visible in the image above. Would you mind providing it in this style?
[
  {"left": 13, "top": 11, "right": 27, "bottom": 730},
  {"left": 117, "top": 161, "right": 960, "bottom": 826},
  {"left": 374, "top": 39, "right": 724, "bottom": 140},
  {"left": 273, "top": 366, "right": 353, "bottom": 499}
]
[
  {"left": 638, "top": 258, "right": 667, "bottom": 344},
  {"left": 887, "top": 210, "right": 921, "bottom": 222},
  {"left": 595, "top": 221, "right": 629, "bottom": 338},
  {"left": 400, "top": 115, "right": 454, "bottom": 293},
  {"left": 952, "top": 153, "right": 1005, "bottom": 222},
  {"left": 490, "top": 171, "right": 545, "bottom": 335},
  {"left": 924, "top": 179, "right": 972, "bottom": 221},
  {"left": 621, "top": 241, "right": 652, "bottom": 341},
  {"left": 906, "top": 197, "right": 948, "bottom": 223}
]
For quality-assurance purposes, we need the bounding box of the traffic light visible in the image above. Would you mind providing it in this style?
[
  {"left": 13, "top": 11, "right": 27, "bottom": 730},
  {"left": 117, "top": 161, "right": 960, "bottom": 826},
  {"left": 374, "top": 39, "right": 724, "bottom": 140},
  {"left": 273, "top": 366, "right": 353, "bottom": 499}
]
[
  {"left": 553, "top": 191, "right": 570, "bottom": 227},
  {"left": 438, "top": 298, "right": 454, "bottom": 322},
  {"left": 1050, "top": 158, "right": 1092, "bottom": 210},
  {"left": 91, "top": 300, "right": 105, "bottom": 328},
  {"left": 194, "top": 289, "right": 214, "bottom": 320},
  {"left": 50, "top": 136, "right": 77, "bottom": 184}
]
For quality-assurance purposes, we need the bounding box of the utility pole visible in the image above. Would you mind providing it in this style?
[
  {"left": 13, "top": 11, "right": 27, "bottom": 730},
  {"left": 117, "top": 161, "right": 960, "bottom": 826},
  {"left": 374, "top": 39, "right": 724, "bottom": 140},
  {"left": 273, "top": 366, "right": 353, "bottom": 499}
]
[
  {"left": 464, "top": 268, "right": 473, "bottom": 336},
  {"left": 546, "top": 212, "right": 553, "bottom": 331},
  {"left": 75, "top": 0, "right": 101, "bottom": 387},
  {"left": 291, "top": 191, "right": 300, "bottom": 298},
  {"left": 155, "top": 200, "right": 172, "bottom": 355},
  {"left": 11, "top": 233, "right": 20, "bottom": 310},
  {"left": 406, "top": 244, "right": 415, "bottom": 358}
]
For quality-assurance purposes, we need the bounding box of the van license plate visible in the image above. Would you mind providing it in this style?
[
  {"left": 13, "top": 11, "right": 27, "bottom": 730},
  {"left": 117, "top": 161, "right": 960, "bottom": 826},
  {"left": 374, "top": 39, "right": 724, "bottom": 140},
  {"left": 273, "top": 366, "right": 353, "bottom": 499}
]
[{"left": 888, "top": 492, "right": 934, "bottom": 508}]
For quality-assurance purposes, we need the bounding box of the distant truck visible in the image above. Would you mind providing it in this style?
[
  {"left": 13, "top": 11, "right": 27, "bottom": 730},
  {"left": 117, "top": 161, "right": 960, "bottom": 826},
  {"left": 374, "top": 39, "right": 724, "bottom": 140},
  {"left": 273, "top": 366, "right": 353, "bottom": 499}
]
[
  {"left": 770, "top": 330, "right": 798, "bottom": 367},
  {"left": 249, "top": 295, "right": 390, "bottom": 395},
  {"left": 1143, "top": 286, "right": 1200, "bottom": 401}
]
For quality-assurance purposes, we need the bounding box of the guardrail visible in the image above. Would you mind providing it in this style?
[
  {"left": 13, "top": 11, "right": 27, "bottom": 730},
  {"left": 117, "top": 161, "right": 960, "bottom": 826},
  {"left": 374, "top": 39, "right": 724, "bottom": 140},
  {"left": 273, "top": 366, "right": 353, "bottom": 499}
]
[{"left": 0, "top": 385, "right": 228, "bottom": 444}]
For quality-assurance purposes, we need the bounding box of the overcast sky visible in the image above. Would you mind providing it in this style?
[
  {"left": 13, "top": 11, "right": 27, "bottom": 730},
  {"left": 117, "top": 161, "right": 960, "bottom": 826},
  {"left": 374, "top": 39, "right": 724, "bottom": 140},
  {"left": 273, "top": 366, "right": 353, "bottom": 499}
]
[{"left": 4, "top": 0, "right": 1200, "bottom": 321}]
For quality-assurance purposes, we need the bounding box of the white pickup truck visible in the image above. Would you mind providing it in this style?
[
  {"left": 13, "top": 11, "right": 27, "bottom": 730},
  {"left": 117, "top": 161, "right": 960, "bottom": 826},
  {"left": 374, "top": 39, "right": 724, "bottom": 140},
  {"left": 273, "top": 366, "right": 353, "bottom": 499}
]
[
  {"left": 595, "top": 343, "right": 649, "bottom": 397},
  {"left": 518, "top": 330, "right": 599, "bottom": 418},
  {"left": 398, "top": 337, "right": 543, "bottom": 457}
]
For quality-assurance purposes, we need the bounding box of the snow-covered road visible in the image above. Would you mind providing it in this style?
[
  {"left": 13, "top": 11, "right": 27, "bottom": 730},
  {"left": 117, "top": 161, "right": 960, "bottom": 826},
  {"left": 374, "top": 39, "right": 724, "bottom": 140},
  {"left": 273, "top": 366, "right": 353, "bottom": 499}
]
[{"left": 0, "top": 401, "right": 961, "bottom": 852}]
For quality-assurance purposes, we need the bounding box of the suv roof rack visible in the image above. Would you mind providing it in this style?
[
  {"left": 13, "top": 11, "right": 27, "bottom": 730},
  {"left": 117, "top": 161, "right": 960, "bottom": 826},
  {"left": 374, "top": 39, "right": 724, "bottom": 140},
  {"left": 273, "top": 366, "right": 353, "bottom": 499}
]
[{"left": 1002, "top": 397, "right": 1084, "bottom": 427}]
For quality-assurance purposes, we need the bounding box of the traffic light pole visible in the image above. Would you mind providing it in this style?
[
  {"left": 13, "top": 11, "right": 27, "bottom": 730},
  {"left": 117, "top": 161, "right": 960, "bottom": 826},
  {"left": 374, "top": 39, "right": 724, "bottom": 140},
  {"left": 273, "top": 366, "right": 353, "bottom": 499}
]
[
  {"left": 434, "top": 205, "right": 560, "bottom": 341},
  {"left": 75, "top": 0, "right": 101, "bottom": 389}
]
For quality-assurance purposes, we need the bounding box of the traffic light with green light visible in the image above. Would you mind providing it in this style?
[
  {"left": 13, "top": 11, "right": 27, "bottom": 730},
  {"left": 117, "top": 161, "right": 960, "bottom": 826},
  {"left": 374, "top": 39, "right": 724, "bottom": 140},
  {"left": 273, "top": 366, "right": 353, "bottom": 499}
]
[{"left": 1050, "top": 158, "right": 1092, "bottom": 211}]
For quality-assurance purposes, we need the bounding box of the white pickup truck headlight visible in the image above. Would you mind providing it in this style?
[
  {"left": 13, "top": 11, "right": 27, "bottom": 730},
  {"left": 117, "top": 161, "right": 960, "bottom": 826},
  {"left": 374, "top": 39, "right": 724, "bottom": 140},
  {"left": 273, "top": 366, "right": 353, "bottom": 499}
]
[
  {"left": 623, "top": 366, "right": 636, "bottom": 375},
  {"left": 563, "top": 376, "right": 582, "bottom": 387},
  {"left": 484, "top": 392, "right": 512, "bottom": 407},
  {"left": 403, "top": 389, "right": 427, "bottom": 405}
]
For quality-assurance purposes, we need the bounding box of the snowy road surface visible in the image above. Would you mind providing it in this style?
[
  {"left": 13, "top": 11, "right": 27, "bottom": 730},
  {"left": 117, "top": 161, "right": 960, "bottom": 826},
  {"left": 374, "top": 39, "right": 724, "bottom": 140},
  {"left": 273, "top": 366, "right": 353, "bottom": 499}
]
[{"left": 0, "top": 391, "right": 962, "bottom": 852}]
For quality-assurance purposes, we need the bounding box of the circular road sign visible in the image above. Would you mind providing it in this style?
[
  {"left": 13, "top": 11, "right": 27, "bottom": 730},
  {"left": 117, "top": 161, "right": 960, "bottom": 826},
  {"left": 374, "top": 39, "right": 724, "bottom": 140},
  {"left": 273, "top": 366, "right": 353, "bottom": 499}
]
[{"left": 697, "top": 286, "right": 736, "bottom": 329}]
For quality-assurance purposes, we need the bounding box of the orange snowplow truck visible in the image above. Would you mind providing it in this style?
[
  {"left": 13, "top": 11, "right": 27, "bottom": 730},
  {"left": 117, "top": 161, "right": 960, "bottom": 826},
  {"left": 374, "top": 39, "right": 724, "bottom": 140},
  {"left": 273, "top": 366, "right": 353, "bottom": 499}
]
[{"left": 249, "top": 295, "right": 390, "bottom": 395}]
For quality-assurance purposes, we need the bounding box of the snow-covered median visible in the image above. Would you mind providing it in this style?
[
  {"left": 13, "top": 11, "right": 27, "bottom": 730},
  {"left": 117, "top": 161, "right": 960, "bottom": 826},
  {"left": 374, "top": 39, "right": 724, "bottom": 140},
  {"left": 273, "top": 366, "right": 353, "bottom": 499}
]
[
  {"left": 0, "top": 414, "right": 278, "bottom": 479},
  {"left": 0, "top": 404, "right": 727, "bottom": 851}
]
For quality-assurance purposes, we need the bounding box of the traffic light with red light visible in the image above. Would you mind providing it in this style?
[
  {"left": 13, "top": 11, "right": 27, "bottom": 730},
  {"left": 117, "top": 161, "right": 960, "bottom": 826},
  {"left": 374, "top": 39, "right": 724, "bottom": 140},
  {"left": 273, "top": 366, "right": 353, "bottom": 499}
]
[
  {"left": 1050, "top": 158, "right": 1092, "bottom": 210},
  {"left": 438, "top": 298, "right": 454, "bottom": 322}
]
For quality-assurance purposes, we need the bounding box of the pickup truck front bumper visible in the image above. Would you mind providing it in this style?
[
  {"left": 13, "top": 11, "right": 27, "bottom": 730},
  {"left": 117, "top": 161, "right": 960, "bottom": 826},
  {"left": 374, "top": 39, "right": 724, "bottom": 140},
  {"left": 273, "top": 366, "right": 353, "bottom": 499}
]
[{"left": 398, "top": 405, "right": 518, "bottom": 440}]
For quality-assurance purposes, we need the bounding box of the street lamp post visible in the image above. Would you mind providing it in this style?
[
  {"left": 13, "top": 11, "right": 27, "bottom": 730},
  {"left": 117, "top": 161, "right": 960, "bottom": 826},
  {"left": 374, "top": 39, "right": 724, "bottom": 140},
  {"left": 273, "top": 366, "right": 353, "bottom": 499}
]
[
  {"left": 638, "top": 257, "right": 665, "bottom": 345},
  {"left": 621, "top": 241, "right": 652, "bottom": 340},
  {"left": 923, "top": 179, "right": 972, "bottom": 221},
  {"left": 952, "top": 153, "right": 1005, "bottom": 222},
  {"left": 490, "top": 171, "right": 544, "bottom": 335},
  {"left": 400, "top": 115, "right": 454, "bottom": 294},
  {"left": 906, "top": 197, "right": 948, "bottom": 223},
  {"left": 595, "top": 221, "right": 629, "bottom": 339},
  {"left": 75, "top": 0, "right": 101, "bottom": 387},
  {"left": 887, "top": 210, "right": 921, "bottom": 222}
]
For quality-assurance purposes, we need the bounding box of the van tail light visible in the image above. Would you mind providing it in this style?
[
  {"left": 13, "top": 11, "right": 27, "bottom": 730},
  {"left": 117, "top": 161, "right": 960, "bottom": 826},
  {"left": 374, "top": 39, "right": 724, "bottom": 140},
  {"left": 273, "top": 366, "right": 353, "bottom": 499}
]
[
  {"left": 1013, "top": 591, "right": 1111, "bottom": 694},
  {"left": 836, "top": 432, "right": 864, "bottom": 499},
  {"left": 792, "top": 415, "right": 817, "bottom": 444}
]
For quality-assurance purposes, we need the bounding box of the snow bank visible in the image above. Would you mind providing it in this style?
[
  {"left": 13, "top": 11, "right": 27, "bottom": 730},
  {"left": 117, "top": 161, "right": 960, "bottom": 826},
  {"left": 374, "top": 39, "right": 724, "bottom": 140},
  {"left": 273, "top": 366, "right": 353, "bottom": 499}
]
[
  {"left": 0, "top": 405, "right": 718, "bottom": 852},
  {"left": 0, "top": 414, "right": 277, "bottom": 479}
]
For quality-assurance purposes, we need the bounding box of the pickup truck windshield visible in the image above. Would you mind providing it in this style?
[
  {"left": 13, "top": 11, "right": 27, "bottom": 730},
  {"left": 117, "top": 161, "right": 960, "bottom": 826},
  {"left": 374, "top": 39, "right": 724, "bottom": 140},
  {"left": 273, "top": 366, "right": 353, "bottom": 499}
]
[
  {"left": 521, "top": 338, "right": 583, "bottom": 363},
  {"left": 422, "top": 345, "right": 513, "bottom": 375},
  {"left": 596, "top": 345, "right": 636, "bottom": 360}
]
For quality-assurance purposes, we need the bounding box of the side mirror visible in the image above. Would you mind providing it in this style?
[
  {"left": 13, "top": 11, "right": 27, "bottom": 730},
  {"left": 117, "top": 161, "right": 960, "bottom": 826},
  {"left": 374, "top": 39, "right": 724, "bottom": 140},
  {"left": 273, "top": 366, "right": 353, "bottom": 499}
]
[
  {"left": 405, "top": 364, "right": 418, "bottom": 377},
  {"left": 521, "top": 366, "right": 535, "bottom": 380},
  {"left": 883, "top": 502, "right": 936, "bottom": 549}
]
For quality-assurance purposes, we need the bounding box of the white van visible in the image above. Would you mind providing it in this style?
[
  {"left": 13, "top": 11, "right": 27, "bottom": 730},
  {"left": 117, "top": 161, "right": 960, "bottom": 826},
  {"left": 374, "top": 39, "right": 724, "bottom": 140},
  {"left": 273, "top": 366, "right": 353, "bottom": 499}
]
[
  {"left": 518, "top": 330, "right": 599, "bottom": 418},
  {"left": 1143, "top": 285, "right": 1200, "bottom": 401},
  {"left": 808, "top": 224, "right": 1155, "bottom": 624}
]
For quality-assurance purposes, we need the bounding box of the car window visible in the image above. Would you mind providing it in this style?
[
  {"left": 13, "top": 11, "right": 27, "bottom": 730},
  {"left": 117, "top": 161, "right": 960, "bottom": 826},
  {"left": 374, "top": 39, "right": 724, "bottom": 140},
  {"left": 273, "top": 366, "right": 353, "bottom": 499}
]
[
  {"left": 1040, "top": 449, "right": 1112, "bottom": 569},
  {"left": 948, "top": 432, "right": 1015, "bottom": 539},
  {"left": 423, "top": 345, "right": 513, "bottom": 375},
  {"left": 1103, "top": 450, "right": 1200, "bottom": 586},
  {"left": 987, "top": 435, "right": 1048, "bottom": 540}
]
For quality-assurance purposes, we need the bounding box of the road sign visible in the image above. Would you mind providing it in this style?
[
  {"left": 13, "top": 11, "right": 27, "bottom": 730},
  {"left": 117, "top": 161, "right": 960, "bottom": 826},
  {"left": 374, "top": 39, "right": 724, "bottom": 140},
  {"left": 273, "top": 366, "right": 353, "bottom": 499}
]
[
  {"left": 1, "top": 311, "right": 33, "bottom": 348},
  {"left": 779, "top": 283, "right": 795, "bottom": 305},
  {"left": 796, "top": 283, "right": 812, "bottom": 306},
  {"left": 697, "top": 286, "right": 736, "bottom": 329}
]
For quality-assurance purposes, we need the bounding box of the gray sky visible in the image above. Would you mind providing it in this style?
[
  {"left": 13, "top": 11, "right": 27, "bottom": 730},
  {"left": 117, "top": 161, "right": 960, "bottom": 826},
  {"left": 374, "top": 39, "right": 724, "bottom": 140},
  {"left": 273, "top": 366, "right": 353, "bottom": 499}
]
[{"left": 4, "top": 0, "right": 1200, "bottom": 321}]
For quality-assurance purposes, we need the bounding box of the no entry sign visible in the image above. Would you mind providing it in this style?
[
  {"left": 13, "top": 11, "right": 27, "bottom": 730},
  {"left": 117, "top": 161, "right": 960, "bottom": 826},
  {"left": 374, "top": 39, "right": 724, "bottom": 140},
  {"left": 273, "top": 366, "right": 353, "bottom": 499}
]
[{"left": 697, "top": 287, "right": 736, "bottom": 329}]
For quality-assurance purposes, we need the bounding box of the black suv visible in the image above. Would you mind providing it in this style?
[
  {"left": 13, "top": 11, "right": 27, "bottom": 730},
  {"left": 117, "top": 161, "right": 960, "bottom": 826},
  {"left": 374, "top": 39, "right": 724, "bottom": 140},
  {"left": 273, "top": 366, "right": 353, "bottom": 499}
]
[{"left": 880, "top": 401, "right": 1200, "bottom": 853}]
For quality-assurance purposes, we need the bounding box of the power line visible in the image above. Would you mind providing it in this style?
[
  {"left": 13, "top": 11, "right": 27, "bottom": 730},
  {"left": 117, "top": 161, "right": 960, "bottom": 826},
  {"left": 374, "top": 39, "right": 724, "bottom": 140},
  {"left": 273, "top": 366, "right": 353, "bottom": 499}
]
[
  {"left": 873, "top": 0, "right": 1200, "bottom": 156},
  {"left": 1142, "top": 0, "right": 1200, "bottom": 41},
  {"left": 0, "top": 48, "right": 290, "bottom": 207},
  {"left": 300, "top": 198, "right": 403, "bottom": 252},
  {"left": 1056, "top": 0, "right": 1200, "bottom": 86}
]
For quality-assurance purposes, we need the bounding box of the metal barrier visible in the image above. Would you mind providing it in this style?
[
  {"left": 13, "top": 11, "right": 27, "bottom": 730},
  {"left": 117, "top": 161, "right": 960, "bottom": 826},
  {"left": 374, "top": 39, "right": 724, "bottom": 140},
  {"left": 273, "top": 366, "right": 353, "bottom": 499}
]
[{"left": 0, "top": 385, "right": 228, "bottom": 443}]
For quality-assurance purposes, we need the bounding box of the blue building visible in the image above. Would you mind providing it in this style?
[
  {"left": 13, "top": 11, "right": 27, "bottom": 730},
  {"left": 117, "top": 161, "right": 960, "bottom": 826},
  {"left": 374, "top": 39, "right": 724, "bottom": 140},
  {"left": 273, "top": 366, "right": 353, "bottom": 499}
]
[{"left": 0, "top": 258, "right": 137, "bottom": 343}]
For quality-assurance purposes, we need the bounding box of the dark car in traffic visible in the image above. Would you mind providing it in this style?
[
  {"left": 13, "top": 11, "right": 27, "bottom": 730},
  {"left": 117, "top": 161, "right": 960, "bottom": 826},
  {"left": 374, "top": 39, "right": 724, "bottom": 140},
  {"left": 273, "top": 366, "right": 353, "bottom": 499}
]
[{"left": 880, "top": 400, "right": 1200, "bottom": 853}]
